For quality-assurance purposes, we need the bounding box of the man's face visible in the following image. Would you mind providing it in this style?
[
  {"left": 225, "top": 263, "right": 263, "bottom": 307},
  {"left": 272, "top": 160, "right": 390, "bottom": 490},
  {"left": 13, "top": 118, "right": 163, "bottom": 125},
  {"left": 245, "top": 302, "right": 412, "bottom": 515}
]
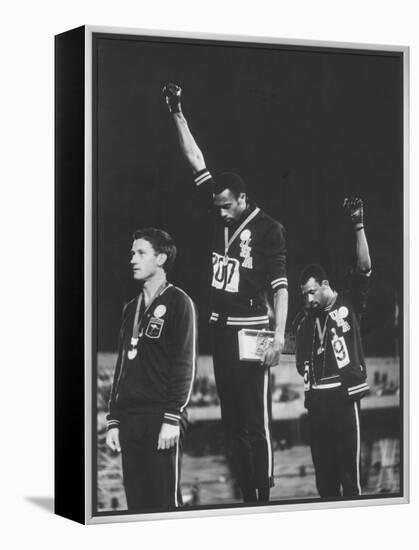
[
  {"left": 301, "top": 277, "right": 333, "bottom": 312},
  {"left": 130, "top": 238, "right": 165, "bottom": 281},
  {"left": 213, "top": 189, "right": 247, "bottom": 225}
]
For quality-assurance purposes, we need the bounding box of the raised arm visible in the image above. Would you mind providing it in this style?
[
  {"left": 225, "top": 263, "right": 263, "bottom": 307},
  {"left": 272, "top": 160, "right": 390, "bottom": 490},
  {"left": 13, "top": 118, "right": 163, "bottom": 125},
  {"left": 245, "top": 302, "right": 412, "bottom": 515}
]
[
  {"left": 162, "top": 83, "right": 206, "bottom": 174},
  {"left": 343, "top": 197, "right": 372, "bottom": 273}
]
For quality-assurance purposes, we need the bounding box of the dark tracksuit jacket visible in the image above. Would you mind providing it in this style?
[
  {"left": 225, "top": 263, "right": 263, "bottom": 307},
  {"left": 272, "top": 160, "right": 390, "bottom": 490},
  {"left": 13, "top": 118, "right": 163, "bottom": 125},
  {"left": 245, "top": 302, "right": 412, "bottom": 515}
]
[
  {"left": 107, "top": 284, "right": 197, "bottom": 429},
  {"left": 194, "top": 169, "right": 288, "bottom": 326}
]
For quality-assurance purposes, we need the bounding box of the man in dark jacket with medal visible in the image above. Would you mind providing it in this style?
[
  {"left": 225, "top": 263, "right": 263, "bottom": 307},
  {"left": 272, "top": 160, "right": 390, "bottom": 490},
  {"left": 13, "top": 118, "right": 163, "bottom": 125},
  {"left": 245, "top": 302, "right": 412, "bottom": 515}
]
[
  {"left": 106, "top": 228, "right": 197, "bottom": 511},
  {"left": 163, "top": 84, "right": 288, "bottom": 503},
  {"left": 296, "top": 198, "right": 372, "bottom": 498}
]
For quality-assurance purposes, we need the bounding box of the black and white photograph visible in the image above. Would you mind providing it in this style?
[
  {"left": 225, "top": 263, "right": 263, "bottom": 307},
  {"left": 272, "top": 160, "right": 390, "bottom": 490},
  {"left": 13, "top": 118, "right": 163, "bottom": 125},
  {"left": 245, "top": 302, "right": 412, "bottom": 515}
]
[
  {"left": 83, "top": 29, "right": 407, "bottom": 520},
  {"left": 4, "top": 0, "right": 418, "bottom": 545}
]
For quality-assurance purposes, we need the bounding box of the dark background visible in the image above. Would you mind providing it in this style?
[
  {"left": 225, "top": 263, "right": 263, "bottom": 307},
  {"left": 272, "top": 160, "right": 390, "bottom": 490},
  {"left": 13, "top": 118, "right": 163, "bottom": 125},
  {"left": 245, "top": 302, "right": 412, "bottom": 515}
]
[{"left": 94, "top": 34, "right": 403, "bottom": 356}]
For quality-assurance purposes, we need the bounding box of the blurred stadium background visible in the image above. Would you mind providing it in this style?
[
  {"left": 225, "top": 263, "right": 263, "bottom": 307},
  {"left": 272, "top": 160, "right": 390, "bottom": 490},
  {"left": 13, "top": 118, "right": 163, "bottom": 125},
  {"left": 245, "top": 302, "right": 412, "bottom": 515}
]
[
  {"left": 93, "top": 38, "right": 403, "bottom": 512},
  {"left": 96, "top": 352, "right": 400, "bottom": 511}
]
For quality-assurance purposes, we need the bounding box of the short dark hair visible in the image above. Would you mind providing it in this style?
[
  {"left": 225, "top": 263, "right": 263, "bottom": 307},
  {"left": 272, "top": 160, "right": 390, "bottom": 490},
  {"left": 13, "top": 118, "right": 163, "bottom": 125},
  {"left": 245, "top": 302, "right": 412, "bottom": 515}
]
[
  {"left": 132, "top": 228, "right": 177, "bottom": 273},
  {"left": 299, "top": 263, "right": 328, "bottom": 287},
  {"left": 213, "top": 172, "right": 246, "bottom": 199}
]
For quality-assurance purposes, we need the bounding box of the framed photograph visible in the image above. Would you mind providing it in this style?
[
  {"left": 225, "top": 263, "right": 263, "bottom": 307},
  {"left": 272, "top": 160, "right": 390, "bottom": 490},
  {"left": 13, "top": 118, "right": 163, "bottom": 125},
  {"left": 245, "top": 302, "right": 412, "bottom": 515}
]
[{"left": 55, "top": 25, "right": 409, "bottom": 524}]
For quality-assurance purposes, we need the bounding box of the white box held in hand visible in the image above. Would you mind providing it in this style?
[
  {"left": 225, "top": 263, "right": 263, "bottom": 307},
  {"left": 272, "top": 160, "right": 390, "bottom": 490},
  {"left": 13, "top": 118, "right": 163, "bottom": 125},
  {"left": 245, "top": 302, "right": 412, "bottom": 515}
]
[{"left": 238, "top": 328, "right": 276, "bottom": 362}]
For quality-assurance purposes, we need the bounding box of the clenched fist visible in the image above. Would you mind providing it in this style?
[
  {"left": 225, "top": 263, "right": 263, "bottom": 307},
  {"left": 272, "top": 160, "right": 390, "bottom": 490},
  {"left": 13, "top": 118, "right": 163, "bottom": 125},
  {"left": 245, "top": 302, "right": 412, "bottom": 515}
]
[
  {"left": 343, "top": 197, "right": 364, "bottom": 226},
  {"left": 162, "top": 83, "right": 182, "bottom": 114}
]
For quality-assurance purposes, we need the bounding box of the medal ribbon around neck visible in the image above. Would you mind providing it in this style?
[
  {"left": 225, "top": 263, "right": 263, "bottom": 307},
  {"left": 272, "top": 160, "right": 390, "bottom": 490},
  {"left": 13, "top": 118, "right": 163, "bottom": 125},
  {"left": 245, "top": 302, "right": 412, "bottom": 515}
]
[
  {"left": 127, "top": 281, "right": 169, "bottom": 360},
  {"left": 315, "top": 316, "right": 328, "bottom": 356},
  {"left": 223, "top": 207, "right": 260, "bottom": 265}
]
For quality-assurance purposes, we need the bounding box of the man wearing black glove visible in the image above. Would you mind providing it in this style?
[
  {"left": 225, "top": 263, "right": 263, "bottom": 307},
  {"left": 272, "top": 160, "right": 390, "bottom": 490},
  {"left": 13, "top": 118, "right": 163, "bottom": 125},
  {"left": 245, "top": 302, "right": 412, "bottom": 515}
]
[
  {"left": 162, "top": 83, "right": 288, "bottom": 503},
  {"left": 295, "top": 198, "right": 371, "bottom": 498}
]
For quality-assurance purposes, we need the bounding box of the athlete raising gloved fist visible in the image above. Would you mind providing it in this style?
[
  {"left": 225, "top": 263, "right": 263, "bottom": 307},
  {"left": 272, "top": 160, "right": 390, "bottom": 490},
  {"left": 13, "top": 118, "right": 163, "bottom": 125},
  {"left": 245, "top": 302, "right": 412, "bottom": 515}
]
[
  {"left": 163, "top": 82, "right": 289, "bottom": 504},
  {"left": 162, "top": 83, "right": 183, "bottom": 114},
  {"left": 343, "top": 197, "right": 364, "bottom": 229},
  {"left": 296, "top": 196, "right": 372, "bottom": 498}
]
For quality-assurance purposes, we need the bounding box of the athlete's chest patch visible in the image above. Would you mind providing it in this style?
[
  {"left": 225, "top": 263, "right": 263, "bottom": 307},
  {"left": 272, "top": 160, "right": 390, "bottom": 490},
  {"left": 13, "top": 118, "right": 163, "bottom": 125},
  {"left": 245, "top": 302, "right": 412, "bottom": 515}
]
[
  {"left": 239, "top": 229, "right": 253, "bottom": 269},
  {"left": 145, "top": 317, "right": 164, "bottom": 338},
  {"left": 329, "top": 306, "right": 351, "bottom": 333},
  {"left": 153, "top": 304, "right": 167, "bottom": 318}
]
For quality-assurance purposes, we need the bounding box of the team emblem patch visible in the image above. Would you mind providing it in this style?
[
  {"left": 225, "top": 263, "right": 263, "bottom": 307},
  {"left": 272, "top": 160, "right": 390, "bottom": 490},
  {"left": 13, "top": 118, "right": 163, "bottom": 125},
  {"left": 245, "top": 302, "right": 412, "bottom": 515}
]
[
  {"left": 240, "top": 229, "right": 253, "bottom": 268},
  {"left": 240, "top": 229, "right": 251, "bottom": 242},
  {"left": 329, "top": 307, "right": 351, "bottom": 333},
  {"left": 146, "top": 317, "right": 164, "bottom": 338},
  {"left": 242, "top": 256, "right": 253, "bottom": 269},
  {"left": 338, "top": 306, "right": 349, "bottom": 319},
  {"left": 153, "top": 305, "right": 167, "bottom": 318}
]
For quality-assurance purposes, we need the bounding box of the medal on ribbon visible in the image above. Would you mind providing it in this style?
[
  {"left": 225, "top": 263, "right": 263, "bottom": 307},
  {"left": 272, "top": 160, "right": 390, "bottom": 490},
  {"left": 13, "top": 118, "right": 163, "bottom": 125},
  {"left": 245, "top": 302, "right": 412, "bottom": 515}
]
[
  {"left": 315, "top": 317, "right": 328, "bottom": 356},
  {"left": 128, "top": 337, "right": 139, "bottom": 360}
]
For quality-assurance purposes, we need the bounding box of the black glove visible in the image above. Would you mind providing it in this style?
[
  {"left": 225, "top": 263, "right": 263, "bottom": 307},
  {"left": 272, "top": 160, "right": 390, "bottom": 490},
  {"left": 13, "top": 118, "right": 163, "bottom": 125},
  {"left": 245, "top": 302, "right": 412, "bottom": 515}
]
[
  {"left": 343, "top": 197, "right": 364, "bottom": 227},
  {"left": 162, "top": 83, "right": 182, "bottom": 114}
]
